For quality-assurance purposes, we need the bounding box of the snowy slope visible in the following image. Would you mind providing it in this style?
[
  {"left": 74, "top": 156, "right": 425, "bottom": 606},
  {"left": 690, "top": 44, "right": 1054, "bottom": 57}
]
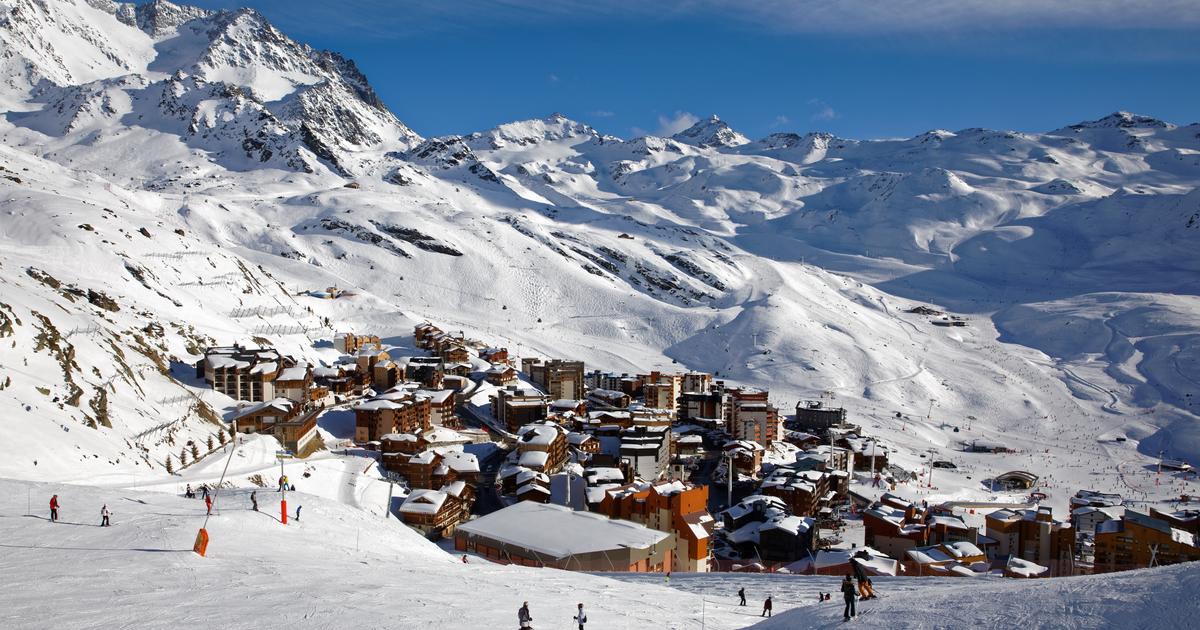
[{"left": 0, "top": 0, "right": 1196, "bottom": 537}]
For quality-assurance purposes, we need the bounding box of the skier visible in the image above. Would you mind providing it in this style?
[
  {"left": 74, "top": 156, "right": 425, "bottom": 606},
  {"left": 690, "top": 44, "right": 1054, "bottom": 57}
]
[
  {"left": 738, "top": 587, "right": 746, "bottom": 606},
  {"left": 278, "top": 476, "right": 285, "bottom": 492},
  {"left": 761, "top": 596, "right": 773, "bottom": 617},
  {"left": 517, "top": 601, "right": 533, "bottom": 629},
  {"left": 200, "top": 484, "right": 209, "bottom": 500},
  {"left": 462, "top": 555, "right": 469, "bottom": 564},
  {"left": 295, "top": 505, "right": 302, "bottom": 521},
  {"left": 851, "top": 550, "right": 875, "bottom": 599},
  {"left": 205, "top": 495, "right": 213, "bottom": 515},
  {"left": 841, "top": 574, "right": 857, "bottom": 621},
  {"left": 250, "top": 491, "right": 258, "bottom": 512},
  {"left": 185, "top": 484, "right": 194, "bottom": 499},
  {"left": 100, "top": 504, "right": 110, "bottom": 527},
  {"left": 49, "top": 495, "right": 59, "bottom": 522},
  {"left": 664, "top": 571, "right": 670, "bottom": 584},
  {"left": 573, "top": 603, "right": 587, "bottom": 630}
]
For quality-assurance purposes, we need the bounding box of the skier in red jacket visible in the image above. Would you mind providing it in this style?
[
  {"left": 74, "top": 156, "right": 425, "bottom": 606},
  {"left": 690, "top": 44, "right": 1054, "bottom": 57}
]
[
  {"left": 49, "top": 495, "right": 59, "bottom": 522},
  {"left": 205, "top": 495, "right": 213, "bottom": 515}
]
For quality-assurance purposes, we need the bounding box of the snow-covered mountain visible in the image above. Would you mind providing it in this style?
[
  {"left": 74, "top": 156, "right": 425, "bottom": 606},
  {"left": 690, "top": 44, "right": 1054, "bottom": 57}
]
[{"left": 0, "top": 0, "right": 1198, "bottom": 523}]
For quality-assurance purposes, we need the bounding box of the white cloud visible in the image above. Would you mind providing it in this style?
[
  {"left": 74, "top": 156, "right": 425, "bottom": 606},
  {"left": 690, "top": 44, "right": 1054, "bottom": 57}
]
[
  {"left": 589, "top": 110, "right": 616, "bottom": 118},
  {"left": 769, "top": 114, "right": 791, "bottom": 128},
  {"left": 548, "top": 73, "right": 560, "bottom": 83},
  {"left": 807, "top": 99, "right": 839, "bottom": 122},
  {"left": 654, "top": 111, "right": 700, "bottom": 136}
]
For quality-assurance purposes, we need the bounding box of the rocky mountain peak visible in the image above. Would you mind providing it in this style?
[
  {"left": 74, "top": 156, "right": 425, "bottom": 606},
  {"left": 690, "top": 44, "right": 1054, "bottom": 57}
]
[{"left": 672, "top": 114, "right": 750, "bottom": 148}]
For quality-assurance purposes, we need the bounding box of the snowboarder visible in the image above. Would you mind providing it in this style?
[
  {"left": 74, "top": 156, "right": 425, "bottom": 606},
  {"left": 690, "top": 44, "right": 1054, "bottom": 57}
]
[
  {"left": 295, "top": 505, "right": 301, "bottom": 521},
  {"left": 517, "top": 601, "right": 532, "bottom": 629},
  {"left": 100, "top": 504, "right": 110, "bottom": 527},
  {"left": 574, "top": 603, "right": 587, "bottom": 629},
  {"left": 251, "top": 491, "right": 258, "bottom": 512},
  {"left": 841, "top": 574, "right": 857, "bottom": 621},
  {"left": 185, "top": 484, "right": 194, "bottom": 499},
  {"left": 664, "top": 571, "right": 670, "bottom": 584},
  {"left": 49, "top": 495, "right": 59, "bottom": 522},
  {"left": 761, "top": 596, "right": 772, "bottom": 617},
  {"left": 738, "top": 587, "right": 746, "bottom": 606},
  {"left": 205, "top": 495, "right": 213, "bottom": 515}
]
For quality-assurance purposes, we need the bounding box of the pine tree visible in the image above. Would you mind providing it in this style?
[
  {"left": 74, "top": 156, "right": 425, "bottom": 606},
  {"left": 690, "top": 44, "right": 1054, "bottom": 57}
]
[
  {"left": 190, "top": 443, "right": 200, "bottom": 460},
  {"left": 217, "top": 431, "right": 227, "bottom": 446},
  {"left": 206, "top": 436, "right": 214, "bottom": 451},
  {"left": 165, "top": 455, "right": 174, "bottom": 474},
  {"left": 180, "top": 448, "right": 188, "bottom": 466}
]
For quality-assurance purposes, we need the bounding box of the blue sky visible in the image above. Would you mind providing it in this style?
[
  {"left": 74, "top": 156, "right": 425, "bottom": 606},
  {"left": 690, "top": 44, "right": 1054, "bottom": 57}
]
[{"left": 188, "top": 0, "right": 1200, "bottom": 140}]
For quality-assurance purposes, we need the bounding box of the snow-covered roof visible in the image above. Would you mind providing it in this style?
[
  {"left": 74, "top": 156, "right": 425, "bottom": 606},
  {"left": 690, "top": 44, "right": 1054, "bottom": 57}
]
[
  {"left": 415, "top": 389, "right": 455, "bottom": 404},
  {"left": 234, "top": 398, "right": 294, "bottom": 419},
  {"left": 438, "top": 450, "right": 480, "bottom": 474},
  {"left": 249, "top": 361, "right": 277, "bottom": 375},
  {"left": 399, "top": 489, "right": 449, "bottom": 515},
  {"left": 518, "top": 424, "right": 561, "bottom": 446},
  {"left": 276, "top": 365, "right": 309, "bottom": 381},
  {"left": 1006, "top": 557, "right": 1049, "bottom": 577},
  {"left": 457, "top": 502, "right": 668, "bottom": 557},
  {"left": 519, "top": 450, "right": 550, "bottom": 469}
]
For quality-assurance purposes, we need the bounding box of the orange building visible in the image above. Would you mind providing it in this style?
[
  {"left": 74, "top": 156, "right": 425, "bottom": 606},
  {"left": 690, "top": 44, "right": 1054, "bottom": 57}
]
[
  {"left": 1094, "top": 510, "right": 1200, "bottom": 573},
  {"left": 596, "top": 480, "right": 713, "bottom": 572}
]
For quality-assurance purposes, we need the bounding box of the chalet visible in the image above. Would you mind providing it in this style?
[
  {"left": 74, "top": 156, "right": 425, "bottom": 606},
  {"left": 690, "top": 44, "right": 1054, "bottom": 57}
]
[
  {"left": 522, "top": 358, "right": 586, "bottom": 401},
  {"left": 413, "top": 322, "right": 441, "bottom": 349},
  {"left": 723, "top": 440, "right": 764, "bottom": 478},
  {"left": 674, "top": 434, "right": 704, "bottom": 457},
  {"left": 272, "top": 365, "right": 313, "bottom": 403},
  {"left": 484, "top": 364, "right": 519, "bottom": 386},
  {"left": 904, "top": 541, "right": 989, "bottom": 577},
  {"left": 549, "top": 399, "right": 587, "bottom": 417},
  {"left": 759, "top": 466, "right": 836, "bottom": 518},
  {"left": 567, "top": 431, "right": 600, "bottom": 455},
  {"left": 231, "top": 398, "right": 319, "bottom": 454},
  {"left": 405, "top": 357, "right": 446, "bottom": 390},
  {"left": 784, "top": 431, "right": 822, "bottom": 450},
  {"left": 493, "top": 386, "right": 549, "bottom": 434},
  {"left": 233, "top": 398, "right": 300, "bottom": 434},
  {"left": 516, "top": 482, "right": 552, "bottom": 503},
  {"left": 417, "top": 389, "right": 457, "bottom": 426},
  {"left": 440, "top": 344, "right": 471, "bottom": 364},
  {"left": 838, "top": 434, "right": 890, "bottom": 471},
  {"left": 399, "top": 489, "right": 467, "bottom": 539},
  {"left": 515, "top": 423, "right": 569, "bottom": 474},
  {"left": 721, "top": 495, "right": 816, "bottom": 563},
  {"left": 455, "top": 502, "right": 673, "bottom": 572},
  {"left": 984, "top": 507, "right": 1074, "bottom": 576},
  {"left": 588, "top": 388, "right": 631, "bottom": 409},
  {"left": 478, "top": 347, "right": 509, "bottom": 365},
  {"left": 355, "top": 346, "right": 391, "bottom": 379},
  {"left": 334, "top": 332, "right": 380, "bottom": 354},
  {"left": 1094, "top": 510, "right": 1200, "bottom": 573},
  {"left": 372, "top": 361, "right": 401, "bottom": 390},
  {"left": 353, "top": 392, "right": 431, "bottom": 442},
  {"left": 314, "top": 365, "right": 366, "bottom": 396},
  {"left": 198, "top": 346, "right": 297, "bottom": 402}
]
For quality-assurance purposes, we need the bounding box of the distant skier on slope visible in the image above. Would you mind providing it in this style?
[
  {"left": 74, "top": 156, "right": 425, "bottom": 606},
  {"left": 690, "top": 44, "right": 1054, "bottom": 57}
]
[
  {"left": 100, "top": 504, "right": 110, "bottom": 527},
  {"left": 295, "top": 505, "right": 302, "bottom": 521},
  {"left": 574, "top": 602, "right": 587, "bottom": 629},
  {"left": 205, "top": 495, "right": 213, "bottom": 515},
  {"left": 841, "top": 574, "right": 857, "bottom": 621},
  {"left": 761, "top": 596, "right": 773, "bottom": 617},
  {"left": 185, "top": 484, "right": 194, "bottom": 499},
  {"left": 200, "top": 484, "right": 209, "bottom": 500},
  {"left": 251, "top": 491, "right": 258, "bottom": 512},
  {"left": 49, "top": 495, "right": 59, "bottom": 522},
  {"left": 738, "top": 587, "right": 746, "bottom": 606},
  {"left": 517, "top": 601, "right": 533, "bottom": 629}
]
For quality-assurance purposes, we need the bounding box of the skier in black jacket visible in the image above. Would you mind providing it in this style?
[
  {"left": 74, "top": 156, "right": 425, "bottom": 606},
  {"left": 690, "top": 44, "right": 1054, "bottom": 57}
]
[{"left": 842, "top": 574, "right": 857, "bottom": 621}]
